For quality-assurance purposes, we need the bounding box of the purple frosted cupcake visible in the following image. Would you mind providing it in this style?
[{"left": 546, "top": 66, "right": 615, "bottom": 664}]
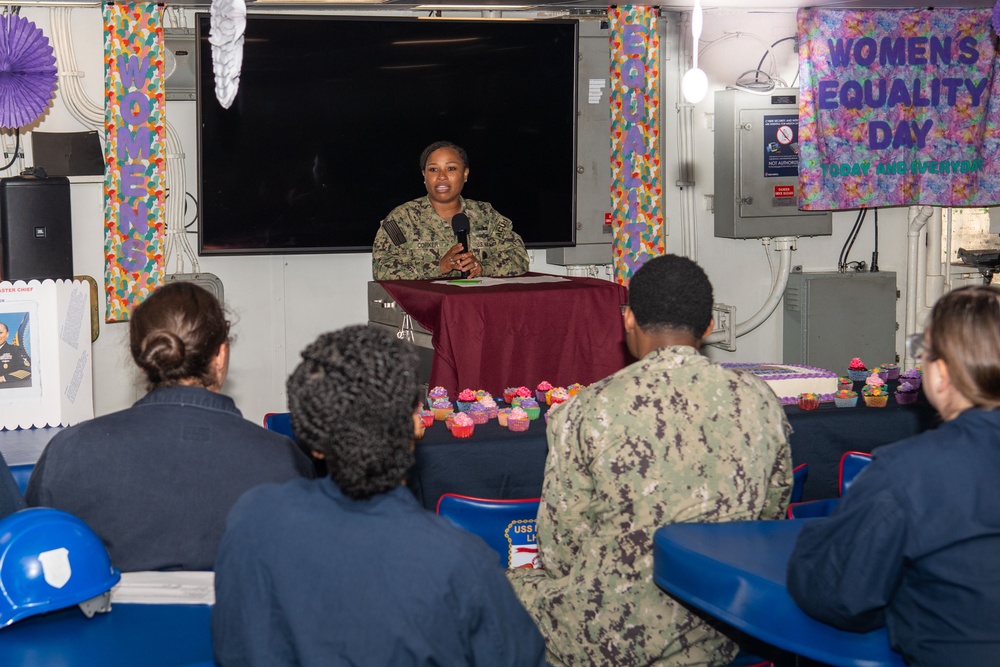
[
  {"left": 900, "top": 367, "right": 921, "bottom": 389},
  {"left": 894, "top": 381, "right": 919, "bottom": 405},
  {"left": 479, "top": 397, "right": 498, "bottom": 419},
  {"left": 468, "top": 401, "right": 489, "bottom": 425},
  {"left": 520, "top": 398, "right": 541, "bottom": 420},
  {"left": 882, "top": 363, "right": 900, "bottom": 380}
]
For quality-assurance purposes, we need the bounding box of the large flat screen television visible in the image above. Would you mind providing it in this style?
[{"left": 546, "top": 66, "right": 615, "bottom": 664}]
[{"left": 195, "top": 14, "right": 579, "bottom": 255}]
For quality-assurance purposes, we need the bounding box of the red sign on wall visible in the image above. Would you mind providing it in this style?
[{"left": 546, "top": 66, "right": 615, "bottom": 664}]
[{"left": 774, "top": 185, "right": 795, "bottom": 198}]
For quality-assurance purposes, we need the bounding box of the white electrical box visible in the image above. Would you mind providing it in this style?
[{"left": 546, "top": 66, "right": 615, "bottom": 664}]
[{"left": 714, "top": 88, "right": 832, "bottom": 239}]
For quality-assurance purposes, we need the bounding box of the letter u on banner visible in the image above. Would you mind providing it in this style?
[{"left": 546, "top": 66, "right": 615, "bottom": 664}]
[
  {"left": 103, "top": 3, "right": 166, "bottom": 322},
  {"left": 609, "top": 6, "right": 663, "bottom": 286}
]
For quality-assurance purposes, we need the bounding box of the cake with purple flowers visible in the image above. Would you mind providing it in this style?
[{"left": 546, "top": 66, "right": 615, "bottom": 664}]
[{"left": 720, "top": 363, "right": 838, "bottom": 405}]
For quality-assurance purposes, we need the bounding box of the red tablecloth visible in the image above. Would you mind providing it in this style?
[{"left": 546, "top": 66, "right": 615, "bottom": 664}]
[{"left": 379, "top": 274, "right": 630, "bottom": 396}]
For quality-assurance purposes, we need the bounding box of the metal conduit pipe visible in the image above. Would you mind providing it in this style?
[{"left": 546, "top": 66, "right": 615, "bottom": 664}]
[
  {"left": 904, "top": 205, "right": 934, "bottom": 370},
  {"left": 704, "top": 236, "right": 796, "bottom": 345}
]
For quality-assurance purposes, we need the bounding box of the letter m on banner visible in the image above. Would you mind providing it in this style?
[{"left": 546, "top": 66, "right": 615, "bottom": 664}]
[{"left": 104, "top": 3, "right": 166, "bottom": 322}]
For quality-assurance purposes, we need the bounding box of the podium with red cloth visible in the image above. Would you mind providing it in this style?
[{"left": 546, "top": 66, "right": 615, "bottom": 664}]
[{"left": 371, "top": 273, "right": 630, "bottom": 397}]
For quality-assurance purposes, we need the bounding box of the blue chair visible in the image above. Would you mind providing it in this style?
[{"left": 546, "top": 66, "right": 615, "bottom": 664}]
[
  {"left": 791, "top": 463, "right": 808, "bottom": 504},
  {"left": 9, "top": 464, "right": 33, "bottom": 495},
  {"left": 263, "top": 412, "right": 294, "bottom": 441},
  {"left": 787, "top": 451, "right": 872, "bottom": 519},
  {"left": 263, "top": 412, "right": 326, "bottom": 477},
  {"left": 435, "top": 494, "right": 540, "bottom": 569}
]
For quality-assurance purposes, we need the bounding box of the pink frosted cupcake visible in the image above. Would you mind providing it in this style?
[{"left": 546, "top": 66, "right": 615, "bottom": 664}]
[
  {"left": 535, "top": 381, "right": 553, "bottom": 403},
  {"left": 497, "top": 408, "right": 512, "bottom": 427},
  {"left": 507, "top": 407, "right": 530, "bottom": 432},
  {"left": 451, "top": 412, "right": 474, "bottom": 438},
  {"left": 847, "top": 357, "right": 868, "bottom": 382},
  {"left": 456, "top": 388, "right": 477, "bottom": 413}
]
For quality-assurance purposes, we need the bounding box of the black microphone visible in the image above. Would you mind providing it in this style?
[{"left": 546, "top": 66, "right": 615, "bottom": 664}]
[{"left": 451, "top": 213, "right": 471, "bottom": 278}]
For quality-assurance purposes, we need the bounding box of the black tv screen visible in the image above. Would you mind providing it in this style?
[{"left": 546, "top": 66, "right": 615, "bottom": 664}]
[{"left": 195, "top": 14, "right": 579, "bottom": 255}]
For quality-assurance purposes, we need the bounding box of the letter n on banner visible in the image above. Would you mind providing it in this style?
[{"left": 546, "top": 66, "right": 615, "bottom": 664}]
[
  {"left": 103, "top": 3, "right": 166, "bottom": 322},
  {"left": 609, "top": 6, "right": 663, "bottom": 286}
]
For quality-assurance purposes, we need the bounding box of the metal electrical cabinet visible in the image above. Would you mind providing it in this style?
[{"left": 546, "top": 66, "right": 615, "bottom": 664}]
[
  {"left": 715, "top": 88, "right": 832, "bottom": 239},
  {"left": 783, "top": 271, "right": 897, "bottom": 373},
  {"left": 547, "top": 19, "right": 614, "bottom": 266}
]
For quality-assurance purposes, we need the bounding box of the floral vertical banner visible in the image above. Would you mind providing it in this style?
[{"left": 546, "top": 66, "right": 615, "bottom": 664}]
[
  {"left": 609, "top": 6, "right": 663, "bottom": 286},
  {"left": 104, "top": 3, "right": 166, "bottom": 322}
]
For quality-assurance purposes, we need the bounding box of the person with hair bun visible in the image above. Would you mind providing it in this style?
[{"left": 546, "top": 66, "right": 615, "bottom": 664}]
[
  {"left": 25, "top": 281, "right": 314, "bottom": 572},
  {"left": 212, "top": 325, "right": 546, "bottom": 666},
  {"left": 788, "top": 284, "right": 1000, "bottom": 666}
]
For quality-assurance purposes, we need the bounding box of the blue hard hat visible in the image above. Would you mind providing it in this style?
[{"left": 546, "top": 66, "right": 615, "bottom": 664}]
[{"left": 0, "top": 507, "right": 121, "bottom": 627}]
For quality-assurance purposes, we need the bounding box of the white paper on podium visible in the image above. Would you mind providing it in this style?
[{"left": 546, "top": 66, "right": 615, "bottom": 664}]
[
  {"left": 440, "top": 275, "right": 571, "bottom": 288},
  {"left": 111, "top": 571, "right": 216, "bottom": 605},
  {"left": 0, "top": 279, "right": 94, "bottom": 430}
]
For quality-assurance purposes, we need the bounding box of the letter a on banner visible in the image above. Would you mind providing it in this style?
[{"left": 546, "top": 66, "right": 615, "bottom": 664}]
[
  {"left": 104, "top": 3, "right": 166, "bottom": 322},
  {"left": 609, "top": 6, "right": 663, "bottom": 286}
]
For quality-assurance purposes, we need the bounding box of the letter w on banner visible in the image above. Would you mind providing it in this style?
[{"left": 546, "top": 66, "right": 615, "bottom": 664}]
[
  {"left": 797, "top": 8, "right": 1000, "bottom": 210},
  {"left": 104, "top": 3, "right": 166, "bottom": 322}
]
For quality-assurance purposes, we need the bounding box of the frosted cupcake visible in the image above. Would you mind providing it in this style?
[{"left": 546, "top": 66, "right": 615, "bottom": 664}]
[
  {"left": 894, "top": 381, "right": 918, "bottom": 405},
  {"left": 507, "top": 407, "right": 530, "bottom": 432},
  {"left": 451, "top": 412, "right": 475, "bottom": 438},
  {"left": 503, "top": 387, "right": 519, "bottom": 404},
  {"left": 568, "top": 382, "right": 585, "bottom": 397},
  {"left": 479, "top": 397, "right": 498, "bottom": 419},
  {"left": 428, "top": 386, "right": 449, "bottom": 404},
  {"left": 882, "top": 363, "right": 900, "bottom": 380},
  {"left": 468, "top": 401, "right": 490, "bottom": 425},
  {"left": 837, "top": 376, "right": 852, "bottom": 390},
  {"left": 797, "top": 393, "right": 820, "bottom": 411},
  {"left": 431, "top": 399, "right": 453, "bottom": 421},
  {"left": 847, "top": 357, "right": 868, "bottom": 382},
  {"left": 862, "top": 373, "right": 888, "bottom": 408},
  {"left": 900, "top": 367, "right": 922, "bottom": 389},
  {"left": 420, "top": 409, "right": 434, "bottom": 427},
  {"left": 833, "top": 389, "right": 858, "bottom": 408},
  {"left": 520, "top": 398, "right": 541, "bottom": 420},
  {"left": 535, "top": 381, "right": 553, "bottom": 403},
  {"left": 456, "top": 388, "right": 477, "bottom": 413},
  {"left": 497, "top": 408, "right": 512, "bottom": 427},
  {"left": 549, "top": 387, "right": 570, "bottom": 406}
]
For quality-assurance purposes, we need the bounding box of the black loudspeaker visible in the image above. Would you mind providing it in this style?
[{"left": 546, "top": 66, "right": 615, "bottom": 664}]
[{"left": 0, "top": 176, "right": 73, "bottom": 281}]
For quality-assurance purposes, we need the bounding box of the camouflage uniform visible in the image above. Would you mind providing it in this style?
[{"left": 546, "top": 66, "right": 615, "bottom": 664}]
[
  {"left": 372, "top": 196, "right": 529, "bottom": 280},
  {"left": 508, "top": 345, "right": 792, "bottom": 666}
]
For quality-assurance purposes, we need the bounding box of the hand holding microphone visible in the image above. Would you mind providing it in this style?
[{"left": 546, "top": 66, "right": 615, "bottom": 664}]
[{"left": 438, "top": 213, "right": 482, "bottom": 278}]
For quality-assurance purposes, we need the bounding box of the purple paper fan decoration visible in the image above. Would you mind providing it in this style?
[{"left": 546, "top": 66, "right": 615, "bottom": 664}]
[
  {"left": 0, "top": 14, "right": 57, "bottom": 130},
  {"left": 994, "top": 0, "right": 1000, "bottom": 37}
]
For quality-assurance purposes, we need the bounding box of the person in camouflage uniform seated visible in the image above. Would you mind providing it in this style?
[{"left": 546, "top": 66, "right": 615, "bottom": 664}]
[
  {"left": 372, "top": 141, "right": 529, "bottom": 280},
  {"left": 508, "top": 254, "right": 793, "bottom": 666}
]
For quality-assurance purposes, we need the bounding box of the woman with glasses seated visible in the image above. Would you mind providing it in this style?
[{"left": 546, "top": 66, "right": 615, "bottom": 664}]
[
  {"left": 787, "top": 284, "right": 1000, "bottom": 666},
  {"left": 25, "top": 282, "right": 314, "bottom": 571}
]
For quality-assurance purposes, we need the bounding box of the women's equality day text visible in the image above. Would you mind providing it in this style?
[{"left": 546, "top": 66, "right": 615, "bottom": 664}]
[{"left": 817, "top": 35, "right": 987, "bottom": 151}]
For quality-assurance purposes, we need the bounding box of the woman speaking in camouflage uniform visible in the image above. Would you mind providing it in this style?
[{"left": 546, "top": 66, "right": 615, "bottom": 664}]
[{"left": 372, "top": 141, "right": 529, "bottom": 280}]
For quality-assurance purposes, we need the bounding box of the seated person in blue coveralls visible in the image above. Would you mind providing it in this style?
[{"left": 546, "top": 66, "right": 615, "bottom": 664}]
[
  {"left": 788, "top": 285, "right": 1000, "bottom": 667},
  {"left": 212, "top": 324, "right": 547, "bottom": 666}
]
